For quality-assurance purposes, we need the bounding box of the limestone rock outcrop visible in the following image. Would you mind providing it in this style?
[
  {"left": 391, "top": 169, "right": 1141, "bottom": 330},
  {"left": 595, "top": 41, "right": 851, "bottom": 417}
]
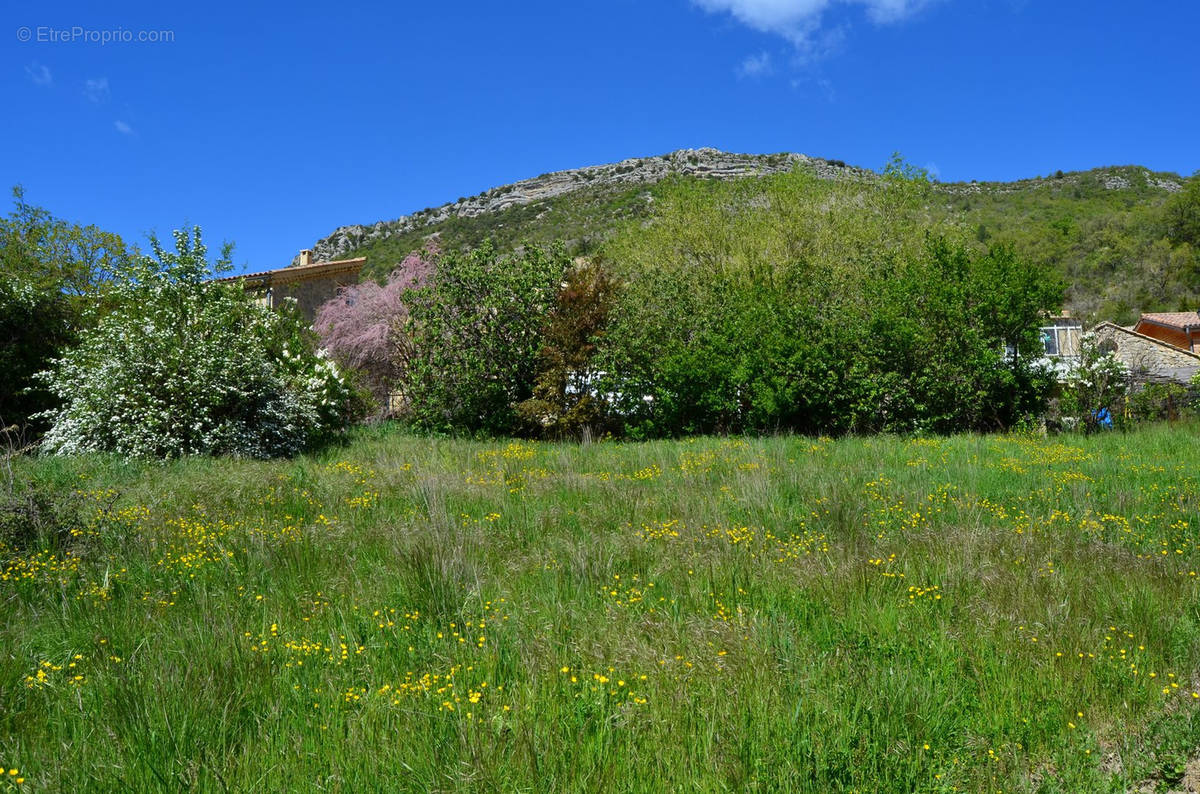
[{"left": 298, "top": 148, "right": 867, "bottom": 264}]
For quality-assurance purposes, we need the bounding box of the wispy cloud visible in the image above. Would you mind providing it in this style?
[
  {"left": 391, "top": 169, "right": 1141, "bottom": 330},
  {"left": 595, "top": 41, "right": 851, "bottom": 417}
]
[
  {"left": 114, "top": 120, "right": 135, "bottom": 136},
  {"left": 694, "top": 0, "right": 935, "bottom": 50},
  {"left": 860, "top": 0, "right": 928, "bottom": 23},
  {"left": 25, "top": 62, "right": 52, "bottom": 87},
  {"left": 84, "top": 77, "right": 110, "bottom": 103},
  {"left": 791, "top": 76, "right": 838, "bottom": 102},
  {"left": 737, "top": 51, "right": 774, "bottom": 78}
]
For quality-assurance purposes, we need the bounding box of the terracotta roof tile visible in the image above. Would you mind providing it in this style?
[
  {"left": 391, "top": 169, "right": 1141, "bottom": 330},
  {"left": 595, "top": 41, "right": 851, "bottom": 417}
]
[
  {"left": 1139, "top": 311, "right": 1200, "bottom": 329},
  {"left": 216, "top": 257, "right": 366, "bottom": 284}
]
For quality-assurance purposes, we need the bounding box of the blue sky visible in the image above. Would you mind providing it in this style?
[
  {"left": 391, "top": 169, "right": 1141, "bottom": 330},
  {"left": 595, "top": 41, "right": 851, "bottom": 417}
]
[{"left": 5, "top": 0, "right": 1198, "bottom": 273}]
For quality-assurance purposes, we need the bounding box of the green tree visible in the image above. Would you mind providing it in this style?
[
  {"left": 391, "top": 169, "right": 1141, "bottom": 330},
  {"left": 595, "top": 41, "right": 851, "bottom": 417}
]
[
  {"left": 0, "top": 186, "right": 129, "bottom": 299},
  {"left": 395, "top": 240, "right": 569, "bottom": 435},
  {"left": 0, "top": 188, "right": 131, "bottom": 432},
  {"left": 861, "top": 238, "right": 1060, "bottom": 431},
  {"left": 516, "top": 258, "right": 618, "bottom": 439},
  {"left": 970, "top": 243, "right": 1067, "bottom": 363}
]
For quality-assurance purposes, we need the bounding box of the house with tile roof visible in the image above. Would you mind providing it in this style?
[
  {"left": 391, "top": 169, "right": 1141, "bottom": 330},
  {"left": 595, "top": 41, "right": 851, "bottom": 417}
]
[
  {"left": 1091, "top": 320, "right": 1200, "bottom": 385},
  {"left": 1132, "top": 311, "right": 1200, "bottom": 353},
  {"left": 217, "top": 250, "right": 366, "bottom": 324}
]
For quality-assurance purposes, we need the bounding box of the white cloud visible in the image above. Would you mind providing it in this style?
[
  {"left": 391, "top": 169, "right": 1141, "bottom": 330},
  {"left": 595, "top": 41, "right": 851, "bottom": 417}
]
[
  {"left": 114, "top": 120, "right": 135, "bottom": 136},
  {"left": 789, "top": 75, "right": 838, "bottom": 102},
  {"left": 737, "top": 51, "right": 774, "bottom": 78},
  {"left": 84, "top": 77, "right": 110, "bottom": 103},
  {"left": 694, "top": 0, "right": 933, "bottom": 48},
  {"left": 861, "top": 0, "right": 925, "bottom": 23},
  {"left": 695, "top": 0, "right": 825, "bottom": 45},
  {"left": 25, "top": 62, "right": 52, "bottom": 87}
]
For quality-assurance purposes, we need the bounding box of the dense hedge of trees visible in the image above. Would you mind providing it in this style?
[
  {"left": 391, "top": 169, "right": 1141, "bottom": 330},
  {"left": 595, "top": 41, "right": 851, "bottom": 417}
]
[
  {"left": 595, "top": 168, "right": 1063, "bottom": 436},
  {"left": 316, "top": 165, "right": 1066, "bottom": 438},
  {"left": 3, "top": 162, "right": 1107, "bottom": 450},
  {"left": 394, "top": 241, "right": 571, "bottom": 435}
]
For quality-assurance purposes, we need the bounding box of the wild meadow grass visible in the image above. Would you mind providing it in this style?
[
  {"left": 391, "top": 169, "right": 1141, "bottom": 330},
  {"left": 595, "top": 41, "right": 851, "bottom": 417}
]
[{"left": 3, "top": 426, "right": 1200, "bottom": 792}]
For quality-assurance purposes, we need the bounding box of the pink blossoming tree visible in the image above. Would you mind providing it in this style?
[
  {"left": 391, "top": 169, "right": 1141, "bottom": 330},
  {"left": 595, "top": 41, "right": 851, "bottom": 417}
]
[{"left": 313, "top": 242, "right": 437, "bottom": 410}]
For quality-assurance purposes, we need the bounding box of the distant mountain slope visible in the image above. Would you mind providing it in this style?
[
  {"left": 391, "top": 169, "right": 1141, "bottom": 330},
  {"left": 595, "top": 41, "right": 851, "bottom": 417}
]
[
  {"left": 300, "top": 149, "right": 870, "bottom": 275},
  {"left": 301, "top": 149, "right": 1192, "bottom": 323},
  {"left": 938, "top": 165, "right": 1190, "bottom": 320}
]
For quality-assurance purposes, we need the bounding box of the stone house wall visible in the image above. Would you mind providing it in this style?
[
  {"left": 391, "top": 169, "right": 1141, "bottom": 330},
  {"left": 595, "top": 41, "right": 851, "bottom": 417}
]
[
  {"left": 267, "top": 271, "right": 360, "bottom": 324},
  {"left": 220, "top": 256, "right": 366, "bottom": 326},
  {"left": 1092, "top": 322, "right": 1200, "bottom": 384}
]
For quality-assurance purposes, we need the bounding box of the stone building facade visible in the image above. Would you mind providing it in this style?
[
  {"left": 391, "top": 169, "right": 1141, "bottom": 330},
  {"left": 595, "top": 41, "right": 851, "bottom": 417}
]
[
  {"left": 1091, "top": 321, "right": 1200, "bottom": 384},
  {"left": 219, "top": 250, "right": 366, "bottom": 325}
]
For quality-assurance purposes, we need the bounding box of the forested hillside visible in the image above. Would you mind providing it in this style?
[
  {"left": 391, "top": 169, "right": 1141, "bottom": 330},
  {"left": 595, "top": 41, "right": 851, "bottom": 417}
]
[
  {"left": 307, "top": 151, "right": 1198, "bottom": 325},
  {"left": 944, "top": 166, "right": 1198, "bottom": 322}
]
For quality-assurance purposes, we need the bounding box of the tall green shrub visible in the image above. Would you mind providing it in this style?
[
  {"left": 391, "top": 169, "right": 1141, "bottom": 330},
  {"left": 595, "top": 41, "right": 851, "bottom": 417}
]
[
  {"left": 0, "top": 187, "right": 131, "bottom": 432},
  {"left": 516, "top": 258, "right": 618, "bottom": 439},
  {"left": 0, "top": 275, "right": 74, "bottom": 432},
  {"left": 395, "top": 241, "right": 569, "bottom": 435}
]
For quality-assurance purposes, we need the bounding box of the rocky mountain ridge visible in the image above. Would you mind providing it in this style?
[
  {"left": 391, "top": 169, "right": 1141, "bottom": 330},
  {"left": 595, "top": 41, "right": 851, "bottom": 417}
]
[
  {"left": 299, "top": 149, "right": 1186, "bottom": 268},
  {"left": 942, "top": 166, "right": 1183, "bottom": 197},
  {"left": 298, "top": 148, "right": 870, "bottom": 264}
]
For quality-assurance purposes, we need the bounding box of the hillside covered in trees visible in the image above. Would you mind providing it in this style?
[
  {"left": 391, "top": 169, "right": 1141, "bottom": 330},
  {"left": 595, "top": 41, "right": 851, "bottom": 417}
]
[
  {"left": 310, "top": 162, "right": 1068, "bottom": 438},
  {"left": 307, "top": 150, "right": 1199, "bottom": 325}
]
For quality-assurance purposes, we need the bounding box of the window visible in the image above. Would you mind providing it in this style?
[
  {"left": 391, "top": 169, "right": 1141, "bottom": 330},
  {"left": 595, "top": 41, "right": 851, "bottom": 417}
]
[{"left": 1041, "top": 328, "right": 1058, "bottom": 356}]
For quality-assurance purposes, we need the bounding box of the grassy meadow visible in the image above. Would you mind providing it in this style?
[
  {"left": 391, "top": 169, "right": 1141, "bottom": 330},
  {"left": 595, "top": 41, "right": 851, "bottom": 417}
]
[{"left": 4, "top": 426, "right": 1200, "bottom": 792}]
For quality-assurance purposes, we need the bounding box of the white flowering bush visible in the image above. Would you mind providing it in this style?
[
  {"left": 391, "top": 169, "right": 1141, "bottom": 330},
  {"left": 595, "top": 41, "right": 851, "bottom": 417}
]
[
  {"left": 38, "top": 228, "right": 357, "bottom": 459},
  {"left": 1061, "top": 332, "right": 1128, "bottom": 432}
]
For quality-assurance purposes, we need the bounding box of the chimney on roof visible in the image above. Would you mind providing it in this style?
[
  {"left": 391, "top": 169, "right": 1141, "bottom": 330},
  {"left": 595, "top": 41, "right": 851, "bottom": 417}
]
[{"left": 299, "top": 249, "right": 312, "bottom": 267}]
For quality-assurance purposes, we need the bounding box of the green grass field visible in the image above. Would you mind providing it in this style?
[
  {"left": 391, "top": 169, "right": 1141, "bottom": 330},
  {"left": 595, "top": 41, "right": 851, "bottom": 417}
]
[{"left": 4, "top": 426, "right": 1200, "bottom": 792}]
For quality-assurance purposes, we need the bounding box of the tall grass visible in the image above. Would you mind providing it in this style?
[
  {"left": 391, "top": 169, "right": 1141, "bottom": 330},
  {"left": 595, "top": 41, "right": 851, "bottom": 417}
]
[{"left": 3, "top": 427, "right": 1200, "bottom": 791}]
